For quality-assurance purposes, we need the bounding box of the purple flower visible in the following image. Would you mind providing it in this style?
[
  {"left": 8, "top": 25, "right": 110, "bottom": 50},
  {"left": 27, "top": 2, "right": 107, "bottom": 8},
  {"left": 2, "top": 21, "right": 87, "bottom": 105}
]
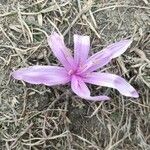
[{"left": 12, "top": 32, "right": 139, "bottom": 101}]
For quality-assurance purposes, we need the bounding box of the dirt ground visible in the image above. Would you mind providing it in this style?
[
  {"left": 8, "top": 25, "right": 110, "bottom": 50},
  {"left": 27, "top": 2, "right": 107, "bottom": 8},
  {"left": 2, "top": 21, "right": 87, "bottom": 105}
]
[{"left": 0, "top": 0, "right": 150, "bottom": 150}]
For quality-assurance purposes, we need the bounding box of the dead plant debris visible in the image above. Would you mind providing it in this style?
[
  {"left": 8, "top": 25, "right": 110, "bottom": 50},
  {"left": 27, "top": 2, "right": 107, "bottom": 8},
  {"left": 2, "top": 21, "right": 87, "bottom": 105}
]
[{"left": 0, "top": 0, "right": 149, "bottom": 150}]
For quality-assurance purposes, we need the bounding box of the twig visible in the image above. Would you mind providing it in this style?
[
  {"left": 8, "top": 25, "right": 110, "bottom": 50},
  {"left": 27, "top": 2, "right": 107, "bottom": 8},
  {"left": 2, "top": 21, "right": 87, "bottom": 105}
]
[
  {"left": 63, "top": 0, "right": 93, "bottom": 36},
  {"left": 10, "top": 123, "right": 33, "bottom": 149}
]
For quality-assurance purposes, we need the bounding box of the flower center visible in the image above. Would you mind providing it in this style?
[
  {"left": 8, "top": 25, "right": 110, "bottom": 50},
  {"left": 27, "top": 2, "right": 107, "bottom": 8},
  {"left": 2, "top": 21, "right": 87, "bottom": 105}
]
[
  {"left": 68, "top": 69, "right": 76, "bottom": 76},
  {"left": 68, "top": 69, "right": 86, "bottom": 79}
]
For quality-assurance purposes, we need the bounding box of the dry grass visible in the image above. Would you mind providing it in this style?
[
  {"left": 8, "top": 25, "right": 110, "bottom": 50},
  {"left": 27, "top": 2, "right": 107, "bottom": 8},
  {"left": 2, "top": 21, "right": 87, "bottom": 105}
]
[{"left": 0, "top": 0, "right": 150, "bottom": 150}]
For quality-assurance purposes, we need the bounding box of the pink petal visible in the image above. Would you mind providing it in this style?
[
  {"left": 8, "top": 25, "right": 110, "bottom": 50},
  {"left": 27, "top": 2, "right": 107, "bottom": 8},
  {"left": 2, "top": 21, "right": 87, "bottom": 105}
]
[
  {"left": 74, "top": 34, "right": 90, "bottom": 66},
  {"left": 12, "top": 66, "right": 70, "bottom": 86},
  {"left": 84, "top": 72, "right": 139, "bottom": 98},
  {"left": 47, "top": 32, "right": 74, "bottom": 70},
  {"left": 71, "top": 75, "right": 110, "bottom": 101},
  {"left": 81, "top": 39, "right": 132, "bottom": 73}
]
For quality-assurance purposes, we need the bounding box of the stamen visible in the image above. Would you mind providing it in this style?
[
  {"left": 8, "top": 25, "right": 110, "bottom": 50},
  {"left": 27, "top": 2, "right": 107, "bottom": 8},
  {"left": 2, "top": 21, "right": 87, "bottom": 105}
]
[
  {"left": 68, "top": 69, "right": 74, "bottom": 75},
  {"left": 79, "top": 60, "right": 95, "bottom": 74}
]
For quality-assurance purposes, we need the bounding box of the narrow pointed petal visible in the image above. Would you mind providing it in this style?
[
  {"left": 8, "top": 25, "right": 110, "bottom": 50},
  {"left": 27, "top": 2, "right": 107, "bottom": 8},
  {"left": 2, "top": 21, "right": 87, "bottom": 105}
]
[
  {"left": 74, "top": 34, "right": 90, "bottom": 66},
  {"left": 12, "top": 66, "right": 70, "bottom": 86},
  {"left": 71, "top": 75, "right": 110, "bottom": 101},
  {"left": 82, "top": 39, "right": 132, "bottom": 73},
  {"left": 47, "top": 32, "right": 74, "bottom": 70},
  {"left": 84, "top": 72, "right": 139, "bottom": 98}
]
